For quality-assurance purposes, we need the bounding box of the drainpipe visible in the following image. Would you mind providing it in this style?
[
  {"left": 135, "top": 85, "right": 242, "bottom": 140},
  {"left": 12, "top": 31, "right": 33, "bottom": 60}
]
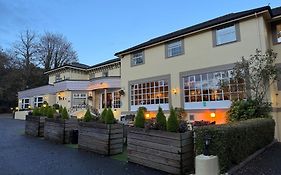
[{"left": 255, "top": 12, "right": 263, "bottom": 51}]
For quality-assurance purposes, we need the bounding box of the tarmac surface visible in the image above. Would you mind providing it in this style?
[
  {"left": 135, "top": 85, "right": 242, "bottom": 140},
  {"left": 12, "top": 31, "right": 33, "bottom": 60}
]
[
  {"left": 0, "top": 114, "right": 167, "bottom": 175},
  {"left": 232, "top": 142, "right": 281, "bottom": 175}
]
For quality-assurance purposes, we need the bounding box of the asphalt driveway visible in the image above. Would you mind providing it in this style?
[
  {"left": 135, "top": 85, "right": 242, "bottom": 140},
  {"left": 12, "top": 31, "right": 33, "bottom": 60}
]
[{"left": 0, "top": 114, "right": 166, "bottom": 175}]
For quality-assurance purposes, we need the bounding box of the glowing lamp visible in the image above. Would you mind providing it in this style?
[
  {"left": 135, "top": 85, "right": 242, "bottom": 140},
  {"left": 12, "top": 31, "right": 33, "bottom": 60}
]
[
  {"left": 43, "top": 104, "right": 47, "bottom": 108},
  {"left": 210, "top": 112, "right": 216, "bottom": 118},
  {"left": 145, "top": 113, "right": 150, "bottom": 119},
  {"left": 15, "top": 107, "right": 19, "bottom": 111},
  {"left": 172, "top": 88, "right": 177, "bottom": 94},
  {"left": 28, "top": 105, "right": 31, "bottom": 109}
]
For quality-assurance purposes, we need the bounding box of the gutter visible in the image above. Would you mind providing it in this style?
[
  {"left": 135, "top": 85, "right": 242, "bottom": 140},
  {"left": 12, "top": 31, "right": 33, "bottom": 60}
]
[{"left": 116, "top": 10, "right": 270, "bottom": 57}]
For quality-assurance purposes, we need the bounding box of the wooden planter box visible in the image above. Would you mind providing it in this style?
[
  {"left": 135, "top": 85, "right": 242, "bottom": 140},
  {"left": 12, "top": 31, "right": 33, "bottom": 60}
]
[
  {"left": 128, "top": 127, "right": 194, "bottom": 175},
  {"left": 25, "top": 115, "right": 46, "bottom": 137},
  {"left": 78, "top": 122, "right": 124, "bottom": 155},
  {"left": 44, "top": 118, "right": 78, "bottom": 144}
]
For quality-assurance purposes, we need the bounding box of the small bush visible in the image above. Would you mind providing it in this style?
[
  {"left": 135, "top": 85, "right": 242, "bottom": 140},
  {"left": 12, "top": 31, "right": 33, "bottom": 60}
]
[
  {"left": 59, "top": 105, "right": 63, "bottom": 114},
  {"left": 39, "top": 106, "right": 47, "bottom": 116},
  {"left": 53, "top": 104, "right": 60, "bottom": 110},
  {"left": 61, "top": 107, "right": 69, "bottom": 119},
  {"left": 105, "top": 108, "right": 115, "bottom": 124},
  {"left": 32, "top": 107, "right": 41, "bottom": 116},
  {"left": 167, "top": 107, "right": 179, "bottom": 132},
  {"left": 227, "top": 99, "right": 272, "bottom": 122},
  {"left": 47, "top": 107, "right": 54, "bottom": 118},
  {"left": 100, "top": 108, "right": 108, "bottom": 122},
  {"left": 135, "top": 107, "right": 145, "bottom": 128},
  {"left": 195, "top": 118, "right": 275, "bottom": 173},
  {"left": 83, "top": 109, "right": 92, "bottom": 122},
  {"left": 156, "top": 106, "right": 166, "bottom": 130}
]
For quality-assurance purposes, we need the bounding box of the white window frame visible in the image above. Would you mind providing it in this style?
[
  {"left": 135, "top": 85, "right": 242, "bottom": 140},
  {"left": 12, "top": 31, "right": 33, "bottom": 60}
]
[
  {"left": 183, "top": 70, "right": 246, "bottom": 109},
  {"left": 130, "top": 79, "right": 169, "bottom": 111},
  {"left": 276, "top": 23, "right": 281, "bottom": 43},
  {"left": 72, "top": 93, "right": 87, "bottom": 107},
  {"left": 21, "top": 98, "right": 30, "bottom": 109},
  {"left": 34, "top": 96, "right": 43, "bottom": 107},
  {"left": 131, "top": 51, "right": 144, "bottom": 66},
  {"left": 215, "top": 25, "right": 237, "bottom": 45},
  {"left": 166, "top": 40, "right": 184, "bottom": 58}
]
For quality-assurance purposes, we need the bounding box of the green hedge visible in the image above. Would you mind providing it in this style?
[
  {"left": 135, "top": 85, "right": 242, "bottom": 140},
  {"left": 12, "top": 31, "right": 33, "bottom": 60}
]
[{"left": 195, "top": 118, "right": 275, "bottom": 173}]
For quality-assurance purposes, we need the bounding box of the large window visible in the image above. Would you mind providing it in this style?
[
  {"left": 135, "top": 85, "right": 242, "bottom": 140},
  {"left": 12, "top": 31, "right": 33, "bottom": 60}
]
[
  {"left": 34, "top": 96, "right": 43, "bottom": 107},
  {"left": 166, "top": 40, "right": 183, "bottom": 58},
  {"left": 215, "top": 25, "right": 237, "bottom": 45},
  {"left": 21, "top": 98, "right": 30, "bottom": 109},
  {"left": 183, "top": 70, "right": 245, "bottom": 103},
  {"left": 130, "top": 80, "right": 169, "bottom": 106},
  {"left": 131, "top": 51, "right": 144, "bottom": 66},
  {"left": 101, "top": 91, "right": 120, "bottom": 108},
  {"left": 72, "top": 93, "right": 87, "bottom": 107}
]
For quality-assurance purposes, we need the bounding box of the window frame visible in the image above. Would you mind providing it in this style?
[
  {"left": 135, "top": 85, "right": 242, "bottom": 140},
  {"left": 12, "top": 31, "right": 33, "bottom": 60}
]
[
  {"left": 131, "top": 51, "right": 145, "bottom": 67},
  {"left": 34, "top": 96, "right": 43, "bottom": 107},
  {"left": 213, "top": 23, "right": 240, "bottom": 47},
  {"left": 272, "top": 21, "right": 281, "bottom": 45},
  {"left": 165, "top": 39, "right": 184, "bottom": 58}
]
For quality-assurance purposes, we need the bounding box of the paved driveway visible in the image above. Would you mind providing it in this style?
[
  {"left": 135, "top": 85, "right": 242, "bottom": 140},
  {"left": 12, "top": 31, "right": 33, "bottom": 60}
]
[
  {"left": 0, "top": 114, "right": 167, "bottom": 175},
  {"left": 233, "top": 142, "right": 281, "bottom": 175}
]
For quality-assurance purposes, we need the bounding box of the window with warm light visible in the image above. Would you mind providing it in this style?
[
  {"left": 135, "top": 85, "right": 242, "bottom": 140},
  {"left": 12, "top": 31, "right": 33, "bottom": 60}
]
[
  {"left": 183, "top": 70, "right": 245, "bottom": 103},
  {"left": 130, "top": 80, "right": 169, "bottom": 106}
]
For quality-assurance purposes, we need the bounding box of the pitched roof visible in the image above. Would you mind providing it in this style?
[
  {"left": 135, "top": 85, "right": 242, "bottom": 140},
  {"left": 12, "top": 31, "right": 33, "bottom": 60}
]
[
  {"left": 115, "top": 6, "right": 274, "bottom": 56},
  {"left": 44, "top": 58, "right": 120, "bottom": 74},
  {"left": 89, "top": 58, "right": 120, "bottom": 69},
  {"left": 272, "top": 6, "right": 281, "bottom": 17}
]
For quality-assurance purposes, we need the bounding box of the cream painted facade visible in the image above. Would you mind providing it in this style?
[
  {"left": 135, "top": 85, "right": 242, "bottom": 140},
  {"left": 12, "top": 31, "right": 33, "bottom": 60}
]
[
  {"left": 116, "top": 7, "right": 281, "bottom": 140},
  {"left": 18, "top": 59, "right": 122, "bottom": 120}
]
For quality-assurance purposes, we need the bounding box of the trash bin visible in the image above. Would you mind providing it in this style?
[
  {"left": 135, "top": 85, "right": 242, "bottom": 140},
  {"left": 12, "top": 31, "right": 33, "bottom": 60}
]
[{"left": 71, "top": 130, "right": 78, "bottom": 144}]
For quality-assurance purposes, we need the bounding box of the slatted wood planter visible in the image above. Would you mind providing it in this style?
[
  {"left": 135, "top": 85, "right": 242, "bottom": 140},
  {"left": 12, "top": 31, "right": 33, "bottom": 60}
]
[
  {"left": 44, "top": 118, "right": 78, "bottom": 144},
  {"left": 128, "top": 127, "right": 194, "bottom": 175},
  {"left": 25, "top": 115, "right": 46, "bottom": 137},
  {"left": 78, "top": 122, "right": 124, "bottom": 155}
]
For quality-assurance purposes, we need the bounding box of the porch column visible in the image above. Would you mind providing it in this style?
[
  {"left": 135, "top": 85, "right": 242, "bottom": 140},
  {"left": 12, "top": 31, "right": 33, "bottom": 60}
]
[
  {"left": 104, "top": 88, "right": 107, "bottom": 108},
  {"left": 92, "top": 90, "right": 96, "bottom": 108}
]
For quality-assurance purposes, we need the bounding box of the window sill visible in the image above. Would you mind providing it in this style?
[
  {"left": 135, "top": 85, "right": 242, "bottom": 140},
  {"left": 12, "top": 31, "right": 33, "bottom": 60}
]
[{"left": 214, "top": 40, "right": 239, "bottom": 47}]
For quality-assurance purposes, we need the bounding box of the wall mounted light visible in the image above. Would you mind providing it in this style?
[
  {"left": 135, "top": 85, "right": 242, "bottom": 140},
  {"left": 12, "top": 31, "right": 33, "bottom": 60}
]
[
  {"left": 210, "top": 112, "right": 216, "bottom": 118},
  {"left": 172, "top": 88, "right": 177, "bottom": 95},
  {"left": 145, "top": 113, "right": 150, "bottom": 119},
  {"left": 15, "top": 107, "right": 19, "bottom": 111}
]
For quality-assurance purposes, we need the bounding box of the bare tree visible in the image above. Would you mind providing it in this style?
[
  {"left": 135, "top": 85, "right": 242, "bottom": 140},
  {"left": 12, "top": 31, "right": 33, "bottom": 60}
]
[
  {"left": 37, "top": 32, "right": 78, "bottom": 70},
  {"left": 13, "top": 30, "right": 39, "bottom": 88}
]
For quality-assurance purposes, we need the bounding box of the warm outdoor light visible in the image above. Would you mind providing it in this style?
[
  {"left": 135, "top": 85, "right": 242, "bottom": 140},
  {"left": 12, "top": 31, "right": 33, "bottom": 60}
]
[
  {"left": 43, "top": 104, "right": 47, "bottom": 108},
  {"left": 145, "top": 113, "right": 150, "bottom": 119},
  {"left": 58, "top": 93, "right": 61, "bottom": 97},
  {"left": 113, "top": 109, "right": 117, "bottom": 113},
  {"left": 210, "top": 112, "right": 216, "bottom": 118},
  {"left": 172, "top": 88, "right": 177, "bottom": 94},
  {"left": 15, "top": 107, "right": 19, "bottom": 111},
  {"left": 28, "top": 105, "right": 31, "bottom": 109}
]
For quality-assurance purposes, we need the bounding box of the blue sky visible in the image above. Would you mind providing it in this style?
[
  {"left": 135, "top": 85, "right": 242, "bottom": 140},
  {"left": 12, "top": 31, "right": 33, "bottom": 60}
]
[{"left": 0, "top": 0, "right": 280, "bottom": 65}]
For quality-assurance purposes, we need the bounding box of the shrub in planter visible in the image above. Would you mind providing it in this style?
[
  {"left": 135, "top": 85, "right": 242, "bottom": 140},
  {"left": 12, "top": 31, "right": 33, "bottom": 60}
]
[
  {"left": 47, "top": 107, "right": 54, "bottom": 118},
  {"left": 59, "top": 105, "right": 63, "bottom": 114},
  {"left": 127, "top": 106, "right": 194, "bottom": 174},
  {"left": 83, "top": 109, "right": 92, "bottom": 122},
  {"left": 135, "top": 107, "right": 145, "bottom": 128},
  {"left": 156, "top": 106, "right": 166, "bottom": 130},
  {"left": 32, "top": 107, "right": 41, "bottom": 116},
  {"left": 100, "top": 108, "right": 108, "bottom": 122},
  {"left": 167, "top": 107, "right": 179, "bottom": 132},
  {"left": 61, "top": 107, "right": 69, "bottom": 119},
  {"left": 105, "top": 108, "right": 115, "bottom": 124},
  {"left": 195, "top": 118, "right": 275, "bottom": 173}
]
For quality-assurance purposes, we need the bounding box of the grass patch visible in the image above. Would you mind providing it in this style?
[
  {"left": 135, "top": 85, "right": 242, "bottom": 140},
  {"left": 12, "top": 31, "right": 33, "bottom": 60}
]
[
  {"left": 65, "top": 144, "right": 78, "bottom": 149},
  {"left": 111, "top": 146, "right": 127, "bottom": 162}
]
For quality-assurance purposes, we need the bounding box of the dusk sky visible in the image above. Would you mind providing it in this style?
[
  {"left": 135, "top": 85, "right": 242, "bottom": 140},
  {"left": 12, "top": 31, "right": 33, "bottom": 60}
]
[{"left": 1, "top": 0, "right": 280, "bottom": 65}]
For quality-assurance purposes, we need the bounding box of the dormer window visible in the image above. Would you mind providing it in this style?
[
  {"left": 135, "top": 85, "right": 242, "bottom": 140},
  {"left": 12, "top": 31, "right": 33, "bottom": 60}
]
[
  {"left": 55, "top": 74, "right": 62, "bottom": 82},
  {"left": 214, "top": 24, "right": 240, "bottom": 46},
  {"left": 131, "top": 51, "right": 144, "bottom": 66}
]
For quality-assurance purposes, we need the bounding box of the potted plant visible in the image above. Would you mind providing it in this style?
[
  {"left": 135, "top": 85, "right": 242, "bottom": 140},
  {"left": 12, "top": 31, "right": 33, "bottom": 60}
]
[
  {"left": 44, "top": 107, "right": 78, "bottom": 144},
  {"left": 127, "top": 106, "right": 194, "bottom": 175},
  {"left": 78, "top": 108, "right": 124, "bottom": 155},
  {"left": 25, "top": 107, "right": 47, "bottom": 137}
]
